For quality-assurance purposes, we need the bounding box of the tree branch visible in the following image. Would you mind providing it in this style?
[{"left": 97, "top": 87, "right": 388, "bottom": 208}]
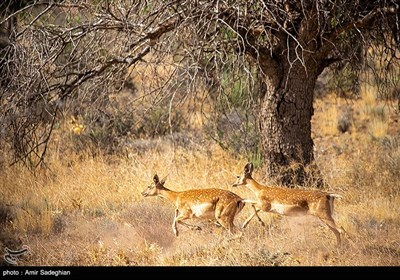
[
  {"left": 327, "top": 6, "right": 397, "bottom": 44},
  {"left": 127, "top": 17, "right": 179, "bottom": 51}
]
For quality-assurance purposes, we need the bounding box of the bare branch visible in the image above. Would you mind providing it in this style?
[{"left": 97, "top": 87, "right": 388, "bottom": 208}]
[{"left": 1, "top": 0, "right": 399, "bottom": 169}]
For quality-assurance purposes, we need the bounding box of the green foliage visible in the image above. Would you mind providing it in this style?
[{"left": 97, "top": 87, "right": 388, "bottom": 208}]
[
  {"left": 137, "top": 105, "right": 185, "bottom": 138},
  {"left": 205, "top": 65, "right": 262, "bottom": 162},
  {"left": 369, "top": 105, "right": 386, "bottom": 121},
  {"left": 328, "top": 64, "right": 361, "bottom": 98},
  {"left": 250, "top": 145, "right": 263, "bottom": 169},
  {"left": 68, "top": 14, "right": 82, "bottom": 25},
  {"left": 217, "top": 69, "right": 254, "bottom": 109},
  {"left": 64, "top": 96, "right": 187, "bottom": 156}
]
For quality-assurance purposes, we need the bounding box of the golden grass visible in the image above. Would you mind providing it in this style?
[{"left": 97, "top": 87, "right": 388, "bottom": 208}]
[
  {"left": 1, "top": 84, "right": 400, "bottom": 266},
  {"left": 312, "top": 94, "right": 347, "bottom": 137},
  {"left": 320, "top": 105, "right": 339, "bottom": 136},
  {"left": 360, "top": 84, "right": 377, "bottom": 108},
  {"left": 1, "top": 133, "right": 400, "bottom": 266},
  {"left": 368, "top": 119, "right": 388, "bottom": 139}
]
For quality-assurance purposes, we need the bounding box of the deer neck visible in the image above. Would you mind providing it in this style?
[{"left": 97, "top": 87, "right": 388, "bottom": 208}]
[
  {"left": 158, "top": 187, "right": 179, "bottom": 202},
  {"left": 246, "top": 178, "right": 264, "bottom": 196}
]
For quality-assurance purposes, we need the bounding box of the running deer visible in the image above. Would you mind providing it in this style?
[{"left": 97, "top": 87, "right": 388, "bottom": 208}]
[
  {"left": 141, "top": 174, "right": 264, "bottom": 237},
  {"left": 232, "top": 162, "right": 344, "bottom": 246}
]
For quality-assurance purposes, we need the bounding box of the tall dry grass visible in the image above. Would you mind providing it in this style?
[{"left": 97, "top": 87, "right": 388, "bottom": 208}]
[{"left": 1, "top": 85, "right": 400, "bottom": 266}]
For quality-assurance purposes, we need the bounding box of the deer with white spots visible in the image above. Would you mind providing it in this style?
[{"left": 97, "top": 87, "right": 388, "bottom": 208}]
[
  {"left": 232, "top": 162, "right": 344, "bottom": 246},
  {"left": 141, "top": 174, "right": 264, "bottom": 237}
]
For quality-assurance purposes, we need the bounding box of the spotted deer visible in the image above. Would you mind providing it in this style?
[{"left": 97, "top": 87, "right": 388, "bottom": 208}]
[
  {"left": 232, "top": 162, "right": 344, "bottom": 246},
  {"left": 141, "top": 174, "right": 264, "bottom": 237}
]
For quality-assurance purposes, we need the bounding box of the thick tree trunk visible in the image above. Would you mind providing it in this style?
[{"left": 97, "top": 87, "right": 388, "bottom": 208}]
[{"left": 258, "top": 60, "right": 321, "bottom": 186}]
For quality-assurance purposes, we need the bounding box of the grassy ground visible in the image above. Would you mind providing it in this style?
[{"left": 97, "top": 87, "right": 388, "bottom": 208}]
[{"left": 1, "top": 87, "right": 399, "bottom": 266}]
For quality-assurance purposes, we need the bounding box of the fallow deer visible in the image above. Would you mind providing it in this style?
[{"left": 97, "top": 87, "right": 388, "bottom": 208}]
[
  {"left": 232, "top": 162, "right": 344, "bottom": 246},
  {"left": 141, "top": 174, "right": 264, "bottom": 237}
]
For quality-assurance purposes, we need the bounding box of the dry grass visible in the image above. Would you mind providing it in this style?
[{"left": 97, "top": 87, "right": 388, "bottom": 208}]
[
  {"left": 1, "top": 84, "right": 400, "bottom": 266},
  {"left": 318, "top": 104, "right": 340, "bottom": 136}
]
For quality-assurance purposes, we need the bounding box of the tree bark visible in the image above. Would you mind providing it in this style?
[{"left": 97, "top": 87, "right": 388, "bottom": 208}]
[{"left": 258, "top": 57, "right": 321, "bottom": 186}]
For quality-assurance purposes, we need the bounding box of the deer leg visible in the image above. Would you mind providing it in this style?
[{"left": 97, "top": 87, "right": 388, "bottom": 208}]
[
  {"left": 172, "top": 208, "right": 179, "bottom": 236},
  {"left": 178, "top": 221, "right": 202, "bottom": 231},
  {"left": 217, "top": 213, "right": 243, "bottom": 240},
  {"left": 217, "top": 217, "right": 234, "bottom": 233},
  {"left": 242, "top": 212, "right": 256, "bottom": 229},
  {"left": 217, "top": 201, "right": 243, "bottom": 238},
  {"left": 319, "top": 217, "right": 342, "bottom": 247},
  {"left": 242, "top": 206, "right": 263, "bottom": 228},
  {"left": 241, "top": 199, "right": 264, "bottom": 228},
  {"left": 339, "top": 225, "right": 353, "bottom": 242},
  {"left": 174, "top": 210, "right": 201, "bottom": 232},
  {"left": 251, "top": 204, "right": 265, "bottom": 227},
  {"left": 243, "top": 200, "right": 271, "bottom": 229},
  {"left": 212, "top": 220, "right": 222, "bottom": 227}
]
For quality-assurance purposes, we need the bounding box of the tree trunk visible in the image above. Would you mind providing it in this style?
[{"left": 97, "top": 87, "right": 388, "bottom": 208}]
[{"left": 258, "top": 59, "right": 321, "bottom": 186}]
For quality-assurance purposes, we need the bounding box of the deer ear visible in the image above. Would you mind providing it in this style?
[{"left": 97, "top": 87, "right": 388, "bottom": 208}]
[
  {"left": 244, "top": 162, "right": 254, "bottom": 175},
  {"left": 153, "top": 174, "right": 159, "bottom": 184},
  {"left": 160, "top": 175, "right": 167, "bottom": 185}
]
